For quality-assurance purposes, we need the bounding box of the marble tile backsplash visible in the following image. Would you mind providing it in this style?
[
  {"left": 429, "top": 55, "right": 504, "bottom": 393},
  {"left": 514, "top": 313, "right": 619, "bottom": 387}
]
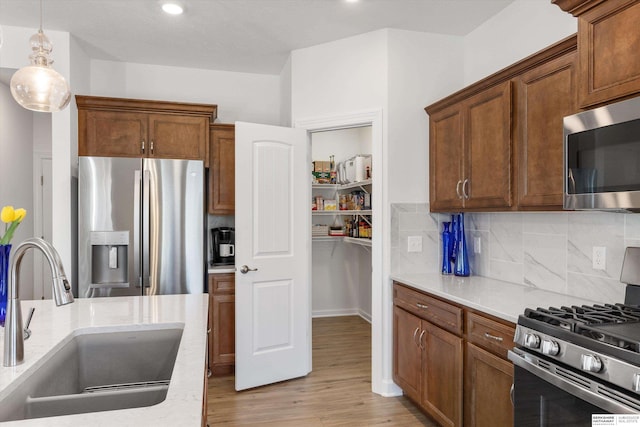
[{"left": 390, "top": 203, "right": 640, "bottom": 303}]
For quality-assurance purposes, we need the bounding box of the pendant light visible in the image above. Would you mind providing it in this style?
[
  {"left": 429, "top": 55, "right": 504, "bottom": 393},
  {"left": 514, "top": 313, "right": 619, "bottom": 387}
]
[{"left": 10, "top": 0, "right": 71, "bottom": 112}]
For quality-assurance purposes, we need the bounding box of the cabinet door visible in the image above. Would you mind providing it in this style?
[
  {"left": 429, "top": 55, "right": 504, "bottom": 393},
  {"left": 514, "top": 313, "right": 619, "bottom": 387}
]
[
  {"left": 464, "top": 81, "right": 513, "bottom": 210},
  {"left": 422, "top": 321, "right": 463, "bottom": 427},
  {"left": 208, "top": 273, "right": 235, "bottom": 375},
  {"left": 578, "top": 0, "right": 640, "bottom": 107},
  {"left": 464, "top": 343, "right": 514, "bottom": 427},
  {"left": 393, "top": 306, "right": 422, "bottom": 403},
  {"left": 429, "top": 103, "right": 464, "bottom": 211},
  {"left": 516, "top": 51, "right": 577, "bottom": 210},
  {"left": 148, "top": 114, "right": 208, "bottom": 160},
  {"left": 208, "top": 124, "right": 235, "bottom": 214},
  {"left": 79, "top": 110, "right": 147, "bottom": 157}
]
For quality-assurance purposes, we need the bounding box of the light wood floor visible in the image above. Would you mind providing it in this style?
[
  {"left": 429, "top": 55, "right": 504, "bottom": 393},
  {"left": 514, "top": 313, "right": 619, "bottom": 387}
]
[{"left": 207, "top": 316, "right": 436, "bottom": 426}]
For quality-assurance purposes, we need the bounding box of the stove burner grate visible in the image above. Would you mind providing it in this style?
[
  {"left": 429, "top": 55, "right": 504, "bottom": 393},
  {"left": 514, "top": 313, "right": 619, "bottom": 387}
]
[{"left": 524, "top": 303, "right": 640, "bottom": 353}]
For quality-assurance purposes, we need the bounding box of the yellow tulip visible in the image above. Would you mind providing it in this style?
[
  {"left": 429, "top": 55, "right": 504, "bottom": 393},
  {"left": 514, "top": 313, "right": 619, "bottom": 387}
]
[
  {"left": 14, "top": 208, "right": 26, "bottom": 222},
  {"left": 1, "top": 206, "right": 15, "bottom": 223}
]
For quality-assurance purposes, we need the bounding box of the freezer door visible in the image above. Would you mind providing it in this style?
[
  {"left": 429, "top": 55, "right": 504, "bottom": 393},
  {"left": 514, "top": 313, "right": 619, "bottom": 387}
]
[
  {"left": 144, "top": 159, "right": 205, "bottom": 295},
  {"left": 78, "top": 157, "right": 143, "bottom": 297}
]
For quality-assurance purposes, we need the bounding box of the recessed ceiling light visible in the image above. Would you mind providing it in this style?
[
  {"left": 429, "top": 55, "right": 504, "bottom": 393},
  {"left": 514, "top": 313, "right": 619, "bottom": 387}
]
[
  {"left": 162, "top": 3, "right": 184, "bottom": 15},
  {"left": 345, "top": 0, "right": 360, "bottom": 3}
]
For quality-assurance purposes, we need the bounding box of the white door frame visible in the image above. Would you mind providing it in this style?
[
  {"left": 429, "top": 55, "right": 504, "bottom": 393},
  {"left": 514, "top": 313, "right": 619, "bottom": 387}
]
[{"left": 295, "top": 109, "right": 397, "bottom": 396}]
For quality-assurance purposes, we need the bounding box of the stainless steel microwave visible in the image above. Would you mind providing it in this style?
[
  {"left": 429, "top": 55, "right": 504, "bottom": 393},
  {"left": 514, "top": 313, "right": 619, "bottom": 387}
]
[{"left": 564, "top": 95, "right": 640, "bottom": 212}]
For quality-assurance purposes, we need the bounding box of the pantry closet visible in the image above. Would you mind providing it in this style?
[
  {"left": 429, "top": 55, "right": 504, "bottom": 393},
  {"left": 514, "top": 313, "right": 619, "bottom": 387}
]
[{"left": 311, "top": 126, "right": 373, "bottom": 321}]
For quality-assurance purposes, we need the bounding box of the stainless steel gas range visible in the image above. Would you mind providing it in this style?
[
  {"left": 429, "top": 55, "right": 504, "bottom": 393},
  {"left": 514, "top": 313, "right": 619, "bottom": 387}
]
[{"left": 509, "top": 248, "right": 640, "bottom": 426}]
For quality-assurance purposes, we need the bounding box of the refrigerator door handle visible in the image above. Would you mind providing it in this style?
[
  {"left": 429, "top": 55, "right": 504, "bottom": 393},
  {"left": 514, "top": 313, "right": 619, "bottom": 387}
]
[
  {"left": 142, "top": 167, "right": 151, "bottom": 289},
  {"left": 133, "top": 169, "right": 142, "bottom": 288}
]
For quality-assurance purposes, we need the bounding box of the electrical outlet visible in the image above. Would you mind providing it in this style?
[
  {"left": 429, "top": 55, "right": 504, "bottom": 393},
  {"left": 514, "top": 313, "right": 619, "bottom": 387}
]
[
  {"left": 407, "top": 236, "right": 422, "bottom": 253},
  {"left": 593, "top": 246, "right": 606, "bottom": 270},
  {"left": 474, "top": 236, "right": 482, "bottom": 254}
]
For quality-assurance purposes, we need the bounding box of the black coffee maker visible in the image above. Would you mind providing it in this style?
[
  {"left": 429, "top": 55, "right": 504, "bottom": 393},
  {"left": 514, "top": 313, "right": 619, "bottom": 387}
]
[{"left": 211, "top": 227, "right": 235, "bottom": 266}]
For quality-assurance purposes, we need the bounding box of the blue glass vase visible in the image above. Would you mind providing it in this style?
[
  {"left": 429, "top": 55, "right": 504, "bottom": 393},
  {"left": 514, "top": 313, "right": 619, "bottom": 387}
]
[
  {"left": 450, "top": 214, "right": 458, "bottom": 265},
  {"left": 454, "top": 213, "right": 470, "bottom": 277},
  {"left": 0, "top": 244, "right": 11, "bottom": 327},
  {"left": 441, "top": 222, "right": 452, "bottom": 275}
]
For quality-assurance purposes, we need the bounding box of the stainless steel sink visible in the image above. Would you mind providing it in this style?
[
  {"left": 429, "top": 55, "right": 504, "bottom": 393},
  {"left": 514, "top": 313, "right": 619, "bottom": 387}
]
[{"left": 0, "top": 324, "right": 184, "bottom": 421}]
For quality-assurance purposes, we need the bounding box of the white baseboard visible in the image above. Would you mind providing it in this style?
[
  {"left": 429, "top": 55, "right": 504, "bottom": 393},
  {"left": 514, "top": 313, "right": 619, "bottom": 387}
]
[
  {"left": 377, "top": 379, "right": 403, "bottom": 397},
  {"left": 312, "top": 308, "right": 372, "bottom": 324}
]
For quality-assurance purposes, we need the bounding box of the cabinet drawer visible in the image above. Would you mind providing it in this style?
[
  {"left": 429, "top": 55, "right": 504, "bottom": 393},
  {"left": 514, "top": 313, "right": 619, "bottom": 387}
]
[
  {"left": 208, "top": 273, "right": 235, "bottom": 294},
  {"left": 466, "top": 311, "right": 515, "bottom": 359},
  {"left": 393, "top": 283, "right": 463, "bottom": 335}
]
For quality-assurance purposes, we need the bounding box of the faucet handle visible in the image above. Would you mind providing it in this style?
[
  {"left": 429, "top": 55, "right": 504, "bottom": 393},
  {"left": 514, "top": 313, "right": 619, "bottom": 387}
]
[{"left": 23, "top": 307, "right": 35, "bottom": 340}]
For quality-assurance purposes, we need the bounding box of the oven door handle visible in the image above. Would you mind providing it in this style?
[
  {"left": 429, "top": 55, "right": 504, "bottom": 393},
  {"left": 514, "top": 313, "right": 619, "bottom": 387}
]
[{"left": 508, "top": 348, "right": 640, "bottom": 414}]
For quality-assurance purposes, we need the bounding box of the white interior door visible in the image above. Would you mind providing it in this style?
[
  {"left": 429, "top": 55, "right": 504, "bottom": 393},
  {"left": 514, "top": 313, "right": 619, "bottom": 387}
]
[
  {"left": 234, "top": 121, "right": 311, "bottom": 391},
  {"left": 33, "top": 156, "right": 53, "bottom": 300}
]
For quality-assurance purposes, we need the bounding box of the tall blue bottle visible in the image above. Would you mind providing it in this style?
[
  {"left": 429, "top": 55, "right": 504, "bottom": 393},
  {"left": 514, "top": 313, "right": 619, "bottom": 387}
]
[
  {"left": 450, "top": 214, "right": 458, "bottom": 266},
  {"left": 441, "top": 222, "right": 452, "bottom": 275},
  {"left": 454, "top": 213, "right": 470, "bottom": 277}
]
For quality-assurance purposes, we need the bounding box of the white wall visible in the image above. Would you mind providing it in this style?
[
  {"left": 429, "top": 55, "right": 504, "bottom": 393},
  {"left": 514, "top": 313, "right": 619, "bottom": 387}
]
[
  {"left": 1, "top": 25, "right": 80, "bottom": 297},
  {"left": 90, "top": 60, "right": 281, "bottom": 125},
  {"left": 387, "top": 29, "right": 464, "bottom": 204},
  {"left": 279, "top": 55, "right": 292, "bottom": 127},
  {"left": 291, "top": 30, "right": 389, "bottom": 122},
  {"left": 0, "top": 82, "right": 34, "bottom": 298},
  {"left": 463, "top": 0, "right": 576, "bottom": 84}
]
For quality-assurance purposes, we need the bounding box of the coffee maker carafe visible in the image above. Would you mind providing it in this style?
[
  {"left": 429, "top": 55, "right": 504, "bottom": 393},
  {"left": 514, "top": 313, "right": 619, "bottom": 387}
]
[{"left": 211, "top": 227, "right": 235, "bottom": 266}]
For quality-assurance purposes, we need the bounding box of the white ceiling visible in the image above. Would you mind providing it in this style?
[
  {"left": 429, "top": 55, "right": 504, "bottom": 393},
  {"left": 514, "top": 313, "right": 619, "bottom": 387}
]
[{"left": 0, "top": 0, "right": 515, "bottom": 75}]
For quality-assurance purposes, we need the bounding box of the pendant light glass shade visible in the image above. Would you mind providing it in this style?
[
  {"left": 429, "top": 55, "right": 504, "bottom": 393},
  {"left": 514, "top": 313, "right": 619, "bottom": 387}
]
[{"left": 10, "top": 27, "right": 71, "bottom": 112}]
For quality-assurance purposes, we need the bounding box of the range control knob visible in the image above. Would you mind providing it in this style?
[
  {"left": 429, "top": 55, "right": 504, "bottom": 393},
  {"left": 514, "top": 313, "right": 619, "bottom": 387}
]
[
  {"left": 581, "top": 354, "right": 603, "bottom": 373},
  {"left": 633, "top": 373, "right": 640, "bottom": 392},
  {"left": 524, "top": 333, "right": 541, "bottom": 349},
  {"left": 541, "top": 339, "right": 560, "bottom": 356}
]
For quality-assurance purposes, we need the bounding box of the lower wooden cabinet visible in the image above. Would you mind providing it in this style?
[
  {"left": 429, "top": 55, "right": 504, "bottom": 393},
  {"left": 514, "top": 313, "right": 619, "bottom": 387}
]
[
  {"left": 208, "top": 273, "right": 235, "bottom": 375},
  {"left": 464, "top": 343, "right": 513, "bottom": 427},
  {"left": 393, "top": 282, "right": 515, "bottom": 427},
  {"left": 393, "top": 285, "right": 463, "bottom": 427},
  {"left": 422, "top": 320, "right": 463, "bottom": 427}
]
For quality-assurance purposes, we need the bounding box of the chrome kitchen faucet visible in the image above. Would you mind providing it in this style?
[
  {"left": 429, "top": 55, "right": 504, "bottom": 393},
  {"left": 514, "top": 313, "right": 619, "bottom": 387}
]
[{"left": 3, "top": 238, "right": 74, "bottom": 367}]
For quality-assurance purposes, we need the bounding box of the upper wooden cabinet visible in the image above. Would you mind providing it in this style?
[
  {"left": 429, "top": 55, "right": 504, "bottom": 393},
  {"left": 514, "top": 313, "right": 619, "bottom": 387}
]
[
  {"left": 426, "top": 35, "right": 577, "bottom": 213},
  {"left": 77, "top": 96, "right": 217, "bottom": 161},
  {"left": 554, "top": 0, "right": 640, "bottom": 107},
  {"left": 429, "top": 82, "right": 513, "bottom": 212},
  {"left": 208, "top": 124, "right": 235, "bottom": 215},
  {"left": 515, "top": 49, "right": 578, "bottom": 210}
]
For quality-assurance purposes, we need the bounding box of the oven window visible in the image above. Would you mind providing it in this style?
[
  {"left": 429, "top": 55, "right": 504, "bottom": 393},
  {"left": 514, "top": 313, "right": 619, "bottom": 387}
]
[
  {"left": 513, "top": 366, "right": 607, "bottom": 427},
  {"left": 566, "top": 118, "right": 640, "bottom": 194}
]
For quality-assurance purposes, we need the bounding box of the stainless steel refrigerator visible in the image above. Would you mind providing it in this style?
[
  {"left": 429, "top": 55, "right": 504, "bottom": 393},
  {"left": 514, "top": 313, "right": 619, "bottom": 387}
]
[{"left": 78, "top": 156, "right": 205, "bottom": 298}]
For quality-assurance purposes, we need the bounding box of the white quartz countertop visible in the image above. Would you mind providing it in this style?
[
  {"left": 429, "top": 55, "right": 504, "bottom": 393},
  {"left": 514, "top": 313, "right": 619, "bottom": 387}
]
[
  {"left": 0, "top": 294, "right": 208, "bottom": 426},
  {"left": 390, "top": 273, "right": 603, "bottom": 324},
  {"left": 208, "top": 265, "right": 235, "bottom": 274}
]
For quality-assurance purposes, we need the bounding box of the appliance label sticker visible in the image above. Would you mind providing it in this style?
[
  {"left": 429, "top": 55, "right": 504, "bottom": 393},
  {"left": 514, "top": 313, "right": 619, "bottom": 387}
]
[{"left": 593, "top": 415, "right": 640, "bottom": 426}]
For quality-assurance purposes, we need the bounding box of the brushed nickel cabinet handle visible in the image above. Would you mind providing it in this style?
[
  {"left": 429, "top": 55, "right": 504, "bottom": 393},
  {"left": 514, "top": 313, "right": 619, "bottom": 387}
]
[
  {"left": 419, "top": 330, "right": 426, "bottom": 350},
  {"left": 413, "top": 326, "right": 420, "bottom": 348},
  {"left": 141, "top": 139, "right": 145, "bottom": 154},
  {"left": 150, "top": 140, "right": 154, "bottom": 155},
  {"left": 463, "top": 178, "right": 470, "bottom": 199},
  {"left": 456, "top": 180, "right": 463, "bottom": 199},
  {"left": 484, "top": 332, "right": 504, "bottom": 342},
  {"left": 416, "top": 303, "right": 429, "bottom": 310}
]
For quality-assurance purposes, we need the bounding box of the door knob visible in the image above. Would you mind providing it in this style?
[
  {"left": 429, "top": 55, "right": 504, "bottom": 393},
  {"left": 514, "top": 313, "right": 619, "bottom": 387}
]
[{"left": 240, "top": 265, "right": 258, "bottom": 274}]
